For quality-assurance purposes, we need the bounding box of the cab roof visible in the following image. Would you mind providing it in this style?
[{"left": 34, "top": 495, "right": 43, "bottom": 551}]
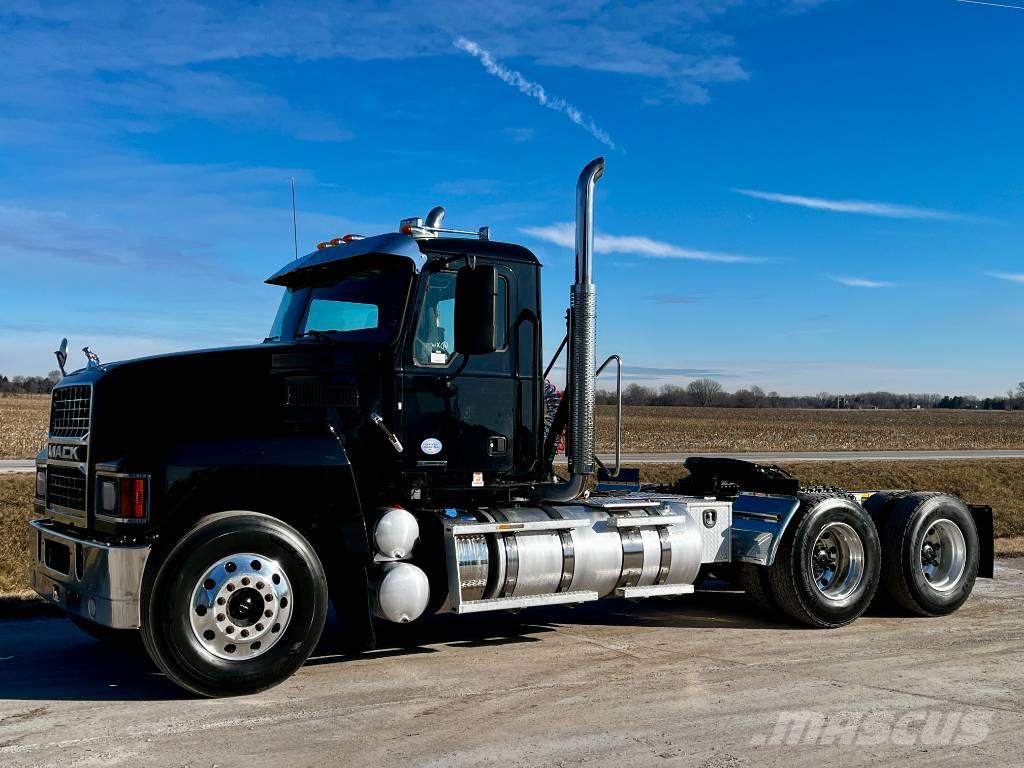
[{"left": 265, "top": 232, "right": 541, "bottom": 286}]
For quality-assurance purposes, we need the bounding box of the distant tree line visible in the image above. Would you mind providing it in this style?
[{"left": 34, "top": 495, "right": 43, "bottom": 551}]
[
  {"left": 595, "top": 378, "right": 1024, "bottom": 411},
  {"left": 0, "top": 371, "right": 61, "bottom": 396}
]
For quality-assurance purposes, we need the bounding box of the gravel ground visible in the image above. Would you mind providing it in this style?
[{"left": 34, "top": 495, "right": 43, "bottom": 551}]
[{"left": 1, "top": 560, "right": 1021, "bottom": 767}]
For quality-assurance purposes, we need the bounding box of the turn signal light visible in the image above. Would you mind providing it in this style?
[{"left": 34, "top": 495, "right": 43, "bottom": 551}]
[{"left": 119, "top": 477, "right": 147, "bottom": 519}]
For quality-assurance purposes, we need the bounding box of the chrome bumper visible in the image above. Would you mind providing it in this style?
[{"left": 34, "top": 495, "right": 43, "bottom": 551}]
[{"left": 30, "top": 519, "right": 151, "bottom": 630}]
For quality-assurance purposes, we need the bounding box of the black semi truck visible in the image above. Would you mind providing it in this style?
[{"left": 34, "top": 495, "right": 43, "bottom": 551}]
[{"left": 30, "top": 159, "right": 992, "bottom": 697}]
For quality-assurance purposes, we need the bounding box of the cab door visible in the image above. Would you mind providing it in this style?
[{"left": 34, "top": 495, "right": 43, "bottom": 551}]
[{"left": 400, "top": 264, "right": 516, "bottom": 480}]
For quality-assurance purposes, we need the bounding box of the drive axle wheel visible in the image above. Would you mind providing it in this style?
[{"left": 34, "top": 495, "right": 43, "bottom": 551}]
[
  {"left": 878, "top": 493, "right": 979, "bottom": 616},
  {"left": 141, "top": 511, "right": 328, "bottom": 697},
  {"left": 768, "top": 494, "right": 881, "bottom": 628}
]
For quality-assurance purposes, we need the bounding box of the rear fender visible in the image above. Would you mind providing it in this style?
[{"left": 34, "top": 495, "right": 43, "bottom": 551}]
[{"left": 730, "top": 494, "right": 801, "bottom": 566}]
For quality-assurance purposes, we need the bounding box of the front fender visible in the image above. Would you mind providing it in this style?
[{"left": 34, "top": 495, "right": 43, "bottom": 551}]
[{"left": 155, "top": 435, "right": 368, "bottom": 557}]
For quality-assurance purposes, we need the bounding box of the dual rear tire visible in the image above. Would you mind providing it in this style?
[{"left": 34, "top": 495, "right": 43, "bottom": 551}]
[
  {"left": 741, "top": 491, "right": 980, "bottom": 627},
  {"left": 867, "top": 492, "right": 980, "bottom": 616},
  {"left": 740, "top": 493, "right": 882, "bottom": 628}
]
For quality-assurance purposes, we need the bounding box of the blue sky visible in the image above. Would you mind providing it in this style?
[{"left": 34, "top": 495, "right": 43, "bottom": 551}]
[{"left": 1, "top": 0, "right": 1022, "bottom": 395}]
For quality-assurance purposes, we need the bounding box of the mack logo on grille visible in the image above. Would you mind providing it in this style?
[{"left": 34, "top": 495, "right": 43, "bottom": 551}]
[{"left": 48, "top": 444, "right": 82, "bottom": 462}]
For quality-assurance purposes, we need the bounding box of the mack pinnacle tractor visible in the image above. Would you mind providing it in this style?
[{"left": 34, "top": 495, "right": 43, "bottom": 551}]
[{"left": 30, "top": 158, "right": 993, "bottom": 697}]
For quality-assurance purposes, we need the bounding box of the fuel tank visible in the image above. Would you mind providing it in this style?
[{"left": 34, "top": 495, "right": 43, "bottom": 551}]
[{"left": 445, "top": 496, "right": 731, "bottom": 609}]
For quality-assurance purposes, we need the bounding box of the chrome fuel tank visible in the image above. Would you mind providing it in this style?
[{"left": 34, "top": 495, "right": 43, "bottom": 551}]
[{"left": 444, "top": 495, "right": 731, "bottom": 612}]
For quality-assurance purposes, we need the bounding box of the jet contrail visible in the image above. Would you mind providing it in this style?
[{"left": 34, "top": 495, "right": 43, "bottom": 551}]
[
  {"left": 454, "top": 37, "right": 615, "bottom": 149},
  {"left": 955, "top": 0, "right": 1024, "bottom": 10}
]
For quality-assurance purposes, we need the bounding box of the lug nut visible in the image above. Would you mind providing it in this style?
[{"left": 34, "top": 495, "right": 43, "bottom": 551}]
[
  {"left": 241, "top": 577, "right": 250, "bottom": 586},
  {"left": 217, "top": 613, "right": 225, "bottom": 622},
  {"left": 226, "top": 626, "right": 234, "bottom": 634},
  {"left": 226, "top": 583, "right": 235, "bottom": 592},
  {"left": 255, "top": 623, "right": 264, "bottom": 631}
]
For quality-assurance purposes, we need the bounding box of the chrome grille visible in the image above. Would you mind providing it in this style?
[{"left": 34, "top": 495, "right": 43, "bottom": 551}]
[
  {"left": 47, "top": 465, "right": 87, "bottom": 513},
  {"left": 50, "top": 385, "right": 92, "bottom": 438}
]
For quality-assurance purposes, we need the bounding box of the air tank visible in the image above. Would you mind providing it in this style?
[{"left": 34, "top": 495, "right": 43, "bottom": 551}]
[
  {"left": 369, "top": 562, "right": 430, "bottom": 624},
  {"left": 373, "top": 507, "right": 420, "bottom": 559}
]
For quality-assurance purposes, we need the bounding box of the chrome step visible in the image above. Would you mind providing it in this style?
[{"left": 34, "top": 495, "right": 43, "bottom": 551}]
[
  {"left": 453, "top": 590, "right": 600, "bottom": 614},
  {"left": 616, "top": 583, "right": 695, "bottom": 599}
]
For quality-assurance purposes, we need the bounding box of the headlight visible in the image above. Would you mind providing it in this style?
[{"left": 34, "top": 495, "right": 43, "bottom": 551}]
[{"left": 35, "top": 470, "right": 46, "bottom": 499}]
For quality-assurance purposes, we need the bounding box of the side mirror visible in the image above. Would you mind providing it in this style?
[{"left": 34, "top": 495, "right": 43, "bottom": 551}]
[
  {"left": 454, "top": 264, "right": 498, "bottom": 355},
  {"left": 55, "top": 338, "right": 68, "bottom": 378}
]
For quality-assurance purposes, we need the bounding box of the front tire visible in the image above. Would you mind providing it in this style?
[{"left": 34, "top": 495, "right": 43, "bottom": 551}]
[
  {"left": 141, "top": 511, "right": 328, "bottom": 697},
  {"left": 767, "top": 494, "right": 881, "bottom": 628}
]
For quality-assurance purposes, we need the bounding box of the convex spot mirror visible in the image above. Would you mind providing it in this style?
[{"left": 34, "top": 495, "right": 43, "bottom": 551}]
[{"left": 454, "top": 264, "right": 498, "bottom": 355}]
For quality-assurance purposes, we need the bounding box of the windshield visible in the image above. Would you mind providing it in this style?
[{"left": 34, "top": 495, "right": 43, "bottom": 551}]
[{"left": 267, "top": 261, "right": 412, "bottom": 343}]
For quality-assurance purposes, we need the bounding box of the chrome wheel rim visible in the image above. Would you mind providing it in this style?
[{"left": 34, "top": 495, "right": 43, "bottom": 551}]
[
  {"left": 810, "top": 522, "right": 865, "bottom": 601},
  {"left": 920, "top": 519, "right": 967, "bottom": 592},
  {"left": 189, "top": 553, "right": 293, "bottom": 661}
]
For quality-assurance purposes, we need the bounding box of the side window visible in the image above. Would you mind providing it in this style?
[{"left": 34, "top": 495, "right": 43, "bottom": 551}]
[
  {"left": 414, "top": 272, "right": 457, "bottom": 366},
  {"left": 495, "top": 276, "right": 508, "bottom": 350},
  {"left": 413, "top": 270, "right": 510, "bottom": 366}
]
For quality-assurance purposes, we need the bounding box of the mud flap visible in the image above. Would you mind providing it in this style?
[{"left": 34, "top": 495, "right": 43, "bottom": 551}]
[{"left": 968, "top": 504, "right": 994, "bottom": 579}]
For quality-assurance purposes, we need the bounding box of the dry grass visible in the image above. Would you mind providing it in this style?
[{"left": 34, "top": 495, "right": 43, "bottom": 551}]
[
  {"left": 0, "top": 475, "right": 38, "bottom": 594},
  {"left": 596, "top": 406, "right": 1024, "bottom": 453},
  {"left": 0, "top": 395, "right": 49, "bottom": 459}
]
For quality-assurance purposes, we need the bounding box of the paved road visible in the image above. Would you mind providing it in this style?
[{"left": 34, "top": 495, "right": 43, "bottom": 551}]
[
  {"left": 4, "top": 450, "right": 1024, "bottom": 475},
  {"left": 1, "top": 561, "right": 1022, "bottom": 767},
  {"left": 0, "top": 460, "right": 34, "bottom": 474}
]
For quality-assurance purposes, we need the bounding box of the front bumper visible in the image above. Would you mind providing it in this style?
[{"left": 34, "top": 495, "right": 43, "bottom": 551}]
[{"left": 30, "top": 519, "right": 151, "bottom": 629}]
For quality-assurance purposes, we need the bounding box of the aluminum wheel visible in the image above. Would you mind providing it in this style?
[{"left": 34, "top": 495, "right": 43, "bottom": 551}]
[
  {"left": 810, "top": 522, "right": 865, "bottom": 601},
  {"left": 920, "top": 519, "right": 967, "bottom": 592},
  {"left": 189, "top": 553, "right": 293, "bottom": 661}
]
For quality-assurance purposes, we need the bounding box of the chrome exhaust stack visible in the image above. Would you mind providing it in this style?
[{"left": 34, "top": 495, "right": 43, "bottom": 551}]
[
  {"left": 568, "top": 157, "right": 604, "bottom": 479},
  {"left": 538, "top": 157, "right": 605, "bottom": 503}
]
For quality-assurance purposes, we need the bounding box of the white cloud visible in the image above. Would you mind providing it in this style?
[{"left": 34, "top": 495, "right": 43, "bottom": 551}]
[
  {"left": 830, "top": 276, "right": 898, "bottom": 289},
  {"left": 454, "top": 37, "right": 615, "bottom": 149},
  {"left": 520, "top": 222, "right": 765, "bottom": 263},
  {"left": 734, "top": 189, "right": 966, "bottom": 220},
  {"left": 987, "top": 272, "right": 1024, "bottom": 283}
]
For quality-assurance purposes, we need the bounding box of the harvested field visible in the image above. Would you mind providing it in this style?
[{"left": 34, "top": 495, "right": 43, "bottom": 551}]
[
  {"left": 0, "top": 395, "right": 49, "bottom": 459},
  {"left": 3, "top": 397, "right": 1024, "bottom": 458},
  {"left": 597, "top": 405, "right": 1024, "bottom": 453}
]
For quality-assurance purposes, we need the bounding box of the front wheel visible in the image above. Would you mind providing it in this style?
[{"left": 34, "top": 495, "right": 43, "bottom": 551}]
[{"left": 141, "top": 511, "right": 328, "bottom": 697}]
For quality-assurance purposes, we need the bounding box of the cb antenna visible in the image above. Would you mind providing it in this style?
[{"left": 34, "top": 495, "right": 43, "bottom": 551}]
[{"left": 290, "top": 176, "right": 299, "bottom": 260}]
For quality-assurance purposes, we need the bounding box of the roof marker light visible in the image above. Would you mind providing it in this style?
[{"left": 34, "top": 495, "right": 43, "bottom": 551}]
[{"left": 316, "top": 242, "right": 328, "bottom": 250}]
